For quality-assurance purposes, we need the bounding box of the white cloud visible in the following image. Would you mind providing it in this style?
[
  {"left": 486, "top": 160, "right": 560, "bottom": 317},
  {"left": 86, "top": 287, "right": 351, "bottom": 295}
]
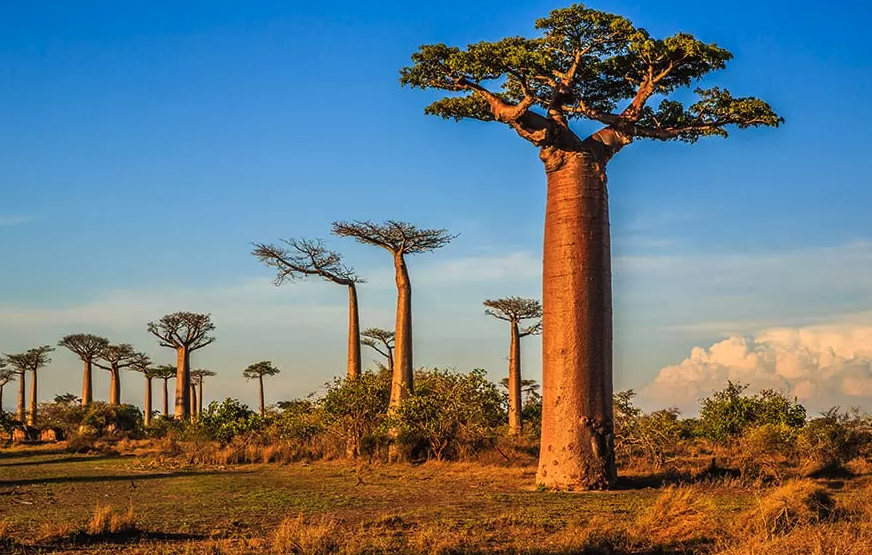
[
  {"left": 640, "top": 324, "right": 872, "bottom": 415},
  {"left": 0, "top": 216, "right": 34, "bottom": 226}
]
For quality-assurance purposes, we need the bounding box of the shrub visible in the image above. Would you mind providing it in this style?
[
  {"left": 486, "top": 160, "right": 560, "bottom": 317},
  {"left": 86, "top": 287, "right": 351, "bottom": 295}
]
[
  {"left": 797, "top": 407, "right": 872, "bottom": 470},
  {"left": 319, "top": 369, "right": 391, "bottom": 457},
  {"left": 38, "top": 401, "right": 143, "bottom": 437},
  {"left": 613, "top": 390, "right": 685, "bottom": 467},
  {"left": 198, "top": 398, "right": 266, "bottom": 444},
  {"left": 698, "top": 382, "right": 806, "bottom": 442}
]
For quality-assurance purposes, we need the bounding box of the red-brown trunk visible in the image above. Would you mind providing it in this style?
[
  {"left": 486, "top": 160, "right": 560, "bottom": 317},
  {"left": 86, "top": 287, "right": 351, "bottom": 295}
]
[
  {"left": 536, "top": 150, "right": 616, "bottom": 490},
  {"left": 27, "top": 370, "right": 37, "bottom": 426},
  {"left": 258, "top": 374, "right": 265, "bottom": 417},
  {"left": 16, "top": 374, "right": 26, "bottom": 423},
  {"left": 175, "top": 347, "right": 190, "bottom": 420},
  {"left": 189, "top": 383, "right": 197, "bottom": 423},
  {"left": 144, "top": 377, "right": 153, "bottom": 426},
  {"left": 162, "top": 379, "right": 169, "bottom": 416},
  {"left": 508, "top": 321, "right": 522, "bottom": 436},
  {"left": 82, "top": 359, "right": 93, "bottom": 405},
  {"left": 348, "top": 284, "right": 362, "bottom": 380},
  {"left": 198, "top": 380, "right": 203, "bottom": 416},
  {"left": 390, "top": 253, "right": 413, "bottom": 409},
  {"left": 0, "top": 384, "right": 4, "bottom": 415},
  {"left": 109, "top": 366, "right": 121, "bottom": 405}
]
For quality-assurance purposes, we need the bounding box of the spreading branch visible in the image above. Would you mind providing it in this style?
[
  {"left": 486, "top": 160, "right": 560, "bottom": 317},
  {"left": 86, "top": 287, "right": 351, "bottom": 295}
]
[
  {"left": 331, "top": 220, "right": 458, "bottom": 255},
  {"left": 5, "top": 346, "right": 54, "bottom": 374},
  {"left": 147, "top": 312, "right": 216, "bottom": 351},
  {"left": 361, "top": 327, "right": 395, "bottom": 359},
  {"left": 94, "top": 344, "right": 150, "bottom": 372},
  {"left": 58, "top": 334, "right": 109, "bottom": 362},
  {"left": 243, "top": 361, "right": 280, "bottom": 380},
  {"left": 484, "top": 297, "right": 542, "bottom": 335},
  {"left": 252, "top": 238, "right": 362, "bottom": 286}
]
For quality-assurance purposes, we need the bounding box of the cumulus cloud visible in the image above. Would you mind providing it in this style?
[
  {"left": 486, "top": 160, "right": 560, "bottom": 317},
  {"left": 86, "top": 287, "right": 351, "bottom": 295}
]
[{"left": 640, "top": 325, "right": 872, "bottom": 415}]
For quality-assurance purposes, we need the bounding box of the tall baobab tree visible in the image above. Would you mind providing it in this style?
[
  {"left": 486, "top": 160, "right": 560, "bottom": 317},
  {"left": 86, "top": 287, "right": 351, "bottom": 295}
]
[
  {"left": 332, "top": 220, "right": 455, "bottom": 409},
  {"left": 5, "top": 346, "right": 54, "bottom": 426},
  {"left": 253, "top": 238, "right": 364, "bottom": 379},
  {"left": 484, "top": 297, "right": 542, "bottom": 436},
  {"left": 147, "top": 312, "right": 216, "bottom": 420},
  {"left": 132, "top": 362, "right": 159, "bottom": 426},
  {"left": 361, "top": 328, "right": 395, "bottom": 373},
  {"left": 152, "top": 365, "right": 177, "bottom": 417},
  {"left": 400, "top": 4, "right": 781, "bottom": 489},
  {"left": 94, "top": 344, "right": 149, "bottom": 405},
  {"left": 0, "top": 363, "right": 13, "bottom": 416},
  {"left": 190, "top": 369, "right": 216, "bottom": 417},
  {"left": 58, "top": 333, "right": 109, "bottom": 406},
  {"left": 242, "top": 361, "right": 280, "bottom": 417}
]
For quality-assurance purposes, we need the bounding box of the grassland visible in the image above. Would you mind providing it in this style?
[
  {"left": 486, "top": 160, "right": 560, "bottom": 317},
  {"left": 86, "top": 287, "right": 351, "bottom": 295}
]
[{"left": 2, "top": 443, "right": 872, "bottom": 554}]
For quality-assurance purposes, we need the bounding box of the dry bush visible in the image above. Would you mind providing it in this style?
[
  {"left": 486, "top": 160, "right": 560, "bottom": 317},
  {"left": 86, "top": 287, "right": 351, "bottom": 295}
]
[
  {"left": 716, "top": 522, "right": 872, "bottom": 555},
  {"left": 271, "top": 514, "right": 339, "bottom": 555},
  {"left": 86, "top": 504, "right": 137, "bottom": 536},
  {"left": 633, "top": 485, "right": 718, "bottom": 547},
  {"left": 742, "top": 480, "right": 835, "bottom": 539}
]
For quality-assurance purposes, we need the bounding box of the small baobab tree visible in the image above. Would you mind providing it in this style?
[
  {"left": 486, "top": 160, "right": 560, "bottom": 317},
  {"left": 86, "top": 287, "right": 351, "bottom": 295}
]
[
  {"left": 332, "top": 220, "right": 456, "bottom": 410},
  {"left": 5, "top": 345, "right": 54, "bottom": 425},
  {"left": 147, "top": 312, "right": 216, "bottom": 420},
  {"left": 190, "top": 369, "right": 216, "bottom": 417},
  {"left": 133, "top": 363, "right": 160, "bottom": 426},
  {"left": 401, "top": 4, "right": 781, "bottom": 489},
  {"left": 0, "top": 363, "right": 14, "bottom": 416},
  {"left": 243, "top": 361, "right": 280, "bottom": 417},
  {"left": 253, "top": 238, "right": 364, "bottom": 379},
  {"left": 361, "top": 328, "right": 395, "bottom": 373},
  {"left": 58, "top": 333, "right": 110, "bottom": 406},
  {"left": 484, "top": 297, "right": 542, "bottom": 436},
  {"left": 152, "top": 365, "right": 177, "bottom": 417},
  {"left": 94, "top": 344, "right": 149, "bottom": 405}
]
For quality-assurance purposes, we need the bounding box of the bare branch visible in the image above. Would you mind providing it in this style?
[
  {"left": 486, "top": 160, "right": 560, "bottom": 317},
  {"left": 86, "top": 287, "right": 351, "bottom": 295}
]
[
  {"left": 147, "top": 312, "right": 216, "bottom": 351},
  {"left": 331, "top": 220, "right": 457, "bottom": 256},
  {"left": 252, "top": 238, "right": 362, "bottom": 287}
]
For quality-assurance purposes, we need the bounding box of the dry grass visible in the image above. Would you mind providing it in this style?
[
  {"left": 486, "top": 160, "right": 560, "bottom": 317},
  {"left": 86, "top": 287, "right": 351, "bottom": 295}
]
[
  {"left": 633, "top": 485, "right": 718, "bottom": 548},
  {"left": 741, "top": 480, "right": 835, "bottom": 539}
]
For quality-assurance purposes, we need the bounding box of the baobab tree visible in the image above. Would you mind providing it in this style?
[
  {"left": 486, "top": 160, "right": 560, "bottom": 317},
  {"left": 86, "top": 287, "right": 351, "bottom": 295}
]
[
  {"left": 0, "top": 363, "right": 13, "bottom": 416},
  {"left": 253, "top": 238, "right": 364, "bottom": 379},
  {"left": 5, "top": 345, "right": 54, "bottom": 425},
  {"left": 484, "top": 297, "right": 542, "bottom": 436},
  {"left": 94, "top": 344, "right": 149, "bottom": 405},
  {"left": 190, "top": 369, "right": 216, "bottom": 417},
  {"left": 147, "top": 312, "right": 216, "bottom": 420},
  {"left": 361, "top": 328, "right": 395, "bottom": 373},
  {"left": 332, "top": 220, "right": 455, "bottom": 410},
  {"left": 58, "top": 333, "right": 109, "bottom": 405},
  {"left": 242, "top": 361, "right": 280, "bottom": 417},
  {"left": 152, "top": 365, "right": 177, "bottom": 417},
  {"left": 133, "top": 364, "right": 160, "bottom": 426},
  {"left": 401, "top": 4, "right": 781, "bottom": 489}
]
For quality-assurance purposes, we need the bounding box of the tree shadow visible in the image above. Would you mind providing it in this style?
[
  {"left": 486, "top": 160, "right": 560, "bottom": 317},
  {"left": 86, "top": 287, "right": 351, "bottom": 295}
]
[
  {"left": 0, "top": 455, "right": 120, "bottom": 467},
  {"left": 0, "top": 448, "right": 68, "bottom": 460},
  {"left": 0, "top": 469, "right": 237, "bottom": 488}
]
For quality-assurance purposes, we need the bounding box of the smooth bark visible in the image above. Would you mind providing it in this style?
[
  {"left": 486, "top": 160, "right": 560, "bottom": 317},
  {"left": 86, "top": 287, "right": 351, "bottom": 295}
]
[
  {"left": 162, "top": 379, "right": 170, "bottom": 416},
  {"left": 27, "top": 370, "right": 37, "bottom": 426},
  {"left": 175, "top": 348, "right": 190, "bottom": 420},
  {"left": 109, "top": 367, "right": 121, "bottom": 405},
  {"left": 16, "top": 374, "right": 25, "bottom": 423},
  {"left": 82, "top": 360, "right": 93, "bottom": 405},
  {"left": 197, "top": 380, "right": 203, "bottom": 416},
  {"left": 258, "top": 374, "right": 265, "bottom": 417},
  {"left": 144, "top": 377, "right": 153, "bottom": 426},
  {"left": 189, "top": 384, "right": 197, "bottom": 422},
  {"left": 391, "top": 254, "right": 413, "bottom": 408},
  {"left": 508, "top": 322, "right": 523, "bottom": 436},
  {"left": 348, "top": 284, "right": 362, "bottom": 380},
  {"left": 0, "top": 384, "right": 4, "bottom": 415},
  {"left": 536, "top": 150, "right": 616, "bottom": 490}
]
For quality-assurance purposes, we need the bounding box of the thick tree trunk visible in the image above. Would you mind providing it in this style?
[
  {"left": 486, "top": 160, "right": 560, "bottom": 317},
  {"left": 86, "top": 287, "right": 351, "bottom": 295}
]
[
  {"left": 144, "top": 377, "right": 153, "bottom": 426},
  {"left": 16, "top": 374, "right": 26, "bottom": 423},
  {"left": 508, "top": 321, "right": 523, "bottom": 436},
  {"left": 347, "top": 284, "right": 362, "bottom": 380},
  {"left": 387, "top": 348, "right": 394, "bottom": 375},
  {"left": 258, "top": 375, "right": 265, "bottom": 417},
  {"left": 82, "top": 360, "right": 93, "bottom": 405},
  {"left": 189, "top": 384, "right": 197, "bottom": 422},
  {"left": 536, "top": 150, "right": 616, "bottom": 490},
  {"left": 390, "top": 254, "right": 413, "bottom": 408},
  {"left": 162, "top": 379, "right": 169, "bottom": 416},
  {"left": 198, "top": 380, "right": 203, "bottom": 416},
  {"left": 0, "top": 384, "right": 4, "bottom": 415},
  {"left": 175, "top": 347, "right": 190, "bottom": 420},
  {"left": 109, "top": 366, "right": 121, "bottom": 405},
  {"left": 27, "top": 370, "right": 37, "bottom": 426}
]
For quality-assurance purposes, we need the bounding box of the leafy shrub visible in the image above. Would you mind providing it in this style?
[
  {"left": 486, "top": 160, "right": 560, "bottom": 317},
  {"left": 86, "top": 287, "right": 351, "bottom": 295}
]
[
  {"left": 198, "top": 398, "right": 266, "bottom": 444},
  {"left": 38, "top": 401, "right": 142, "bottom": 437},
  {"left": 393, "top": 368, "right": 505, "bottom": 460},
  {"left": 319, "top": 369, "right": 391, "bottom": 457},
  {"left": 613, "top": 390, "right": 685, "bottom": 467},
  {"left": 797, "top": 408, "right": 872, "bottom": 469},
  {"left": 698, "top": 382, "right": 806, "bottom": 442}
]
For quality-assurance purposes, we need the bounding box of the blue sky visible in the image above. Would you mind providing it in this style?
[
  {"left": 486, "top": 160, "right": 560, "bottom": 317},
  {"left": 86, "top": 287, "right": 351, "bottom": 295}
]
[{"left": 2, "top": 1, "right": 872, "bottom": 414}]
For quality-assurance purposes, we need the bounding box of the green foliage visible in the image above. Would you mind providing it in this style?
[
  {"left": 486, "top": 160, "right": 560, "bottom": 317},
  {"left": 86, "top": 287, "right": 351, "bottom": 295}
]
[
  {"left": 797, "top": 408, "right": 872, "bottom": 468},
  {"left": 698, "top": 381, "right": 806, "bottom": 442},
  {"left": 268, "top": 398, "right": 324, "bottom": 443},
  {"left": 37, "top": 401, "right": 142, "bottom": 436},
  {"left": 319, "top": 369, "right": 391, "bottom": 456},
  {"left": 393, "top": 368, "right": 505, "bottom": 460},
  {"left": 198, "top": 398, "right": 267, "bottom": 444},
  {"left": 613, "top": 390, "right": 685, "bottom": 467}
]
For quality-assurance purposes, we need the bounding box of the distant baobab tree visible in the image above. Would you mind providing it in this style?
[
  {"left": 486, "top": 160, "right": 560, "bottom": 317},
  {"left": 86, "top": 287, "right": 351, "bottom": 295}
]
[
  {"left": 361, "top": 328, "right": 395, "bottom": 374},
  {"left": 147, "top": 312, "right": 216, "bottom": 420},
  {"left": 242, "top": 361, "right": 280, "bottom": 417},
  {"left": 133, "top": 364, "right": 159, "bottom": 426},
  {"left": 332, "top": 220, "right": 456, "bottom": 412},
  {"left": 94, "top": 344, "right": 149, "bottom": 405},
  {"left": 484, "top": 297, "right": 542, "bottom": 436},
  {"left": 190, "top": 369, "right": 216, "bottom": 417},
  {"left": 401, "top": 4, "right": 781, "bottom": 489},
  {"left": 253, "top": 238, "right": 364, "bottom": 379},
  {"left": 58, "top": 333, "right": 110, "bottom": 405},
  {"left": 5, "top": 345, "right": 54, "bottom": 425},
  {"left": 152, "top": 365, "right": 177, "bottom": 417},
  {"left": 0, "top": 363, "right": 13, "bottom": 416}
]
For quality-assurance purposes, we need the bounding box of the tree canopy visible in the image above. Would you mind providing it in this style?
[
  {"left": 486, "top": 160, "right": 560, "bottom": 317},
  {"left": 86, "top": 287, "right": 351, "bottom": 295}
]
[
  {"left": 147, "top": 312, "right": 216, "bottom": 351},
  {"left": 332, "top": 220, "right": 457, "bottom": 255},
  {"left": 151, "top": 365, "right": 177, "bottom": 381},
  {"left": 243, "top": 361, "right": 281, "bottom": 380},
  {"left": 361, "top": 328, "right": 395, "bottom": 356},
  {"left": 5, "top": 345, "right": 54, "bottom": 373},
  {"left": 191, "top": 368, "right": 217, "bottom": 385},
  {"left": 484, "top": 297, "right": 543, "bottom": 336},
  {"left": 252, "top": 238, "right": 362, "bottom": 286},
  {"left": 94, "top": 344, "right": 150, "bottom": 371},
  {"left": 400, "top": 3, "right": 782, "bottom": 153},
  {"left": 58, "top": 334, "right": 109, "bottom": 361}
]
